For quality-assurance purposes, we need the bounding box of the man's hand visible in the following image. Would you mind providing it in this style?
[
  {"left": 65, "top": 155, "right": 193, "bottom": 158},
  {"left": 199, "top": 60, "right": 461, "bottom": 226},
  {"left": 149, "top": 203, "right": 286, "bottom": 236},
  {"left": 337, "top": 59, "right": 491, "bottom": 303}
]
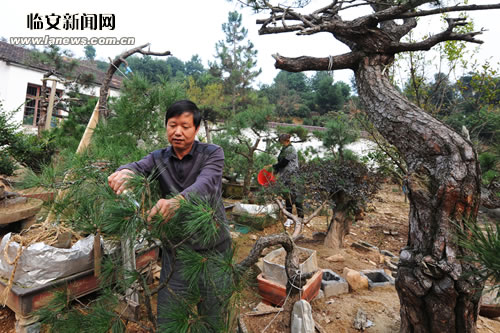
[
  {"left": 147, "top": 195, "right": 183, "bottom": 223},
  {"left": 108, "top": 169, "right": 135, "bottom": 195}
]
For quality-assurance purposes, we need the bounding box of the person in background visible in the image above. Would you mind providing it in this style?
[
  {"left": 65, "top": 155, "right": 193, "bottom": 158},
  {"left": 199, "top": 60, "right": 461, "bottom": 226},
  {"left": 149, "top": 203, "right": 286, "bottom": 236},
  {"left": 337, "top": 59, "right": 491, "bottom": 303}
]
[{"left": 272, "top": 133, "right": 304, "bottom": 221}]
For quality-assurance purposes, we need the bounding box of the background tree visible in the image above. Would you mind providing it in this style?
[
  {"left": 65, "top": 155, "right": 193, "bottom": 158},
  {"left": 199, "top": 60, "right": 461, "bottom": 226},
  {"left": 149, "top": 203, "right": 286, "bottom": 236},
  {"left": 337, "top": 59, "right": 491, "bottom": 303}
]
[
  {"left": 184, "top": 54, "right": 206, "bottom": 79},
  {"left": 261, "top": 70, "right": 312, "bottom": 119},
  {"left": 315, "top": 112, "right": 359, "bottom": 161},
  {"left": 84, "top": 45, "right": 96, "bottom": 61},
  {"left": 259, "top": 156, "right": 380, "bottom": 248},
  {"left": 241, "top": 0, "right": 500, "bottom": 331},
  {"left": 213, "top": 102, "right": 274, "bottom": 196},
  {"left": 185, "top": 76, "right": 226, "bottom": 143},
  {"left": 310, "top": 72, "right": 351, "bottom": 114},
  {"left": 125, "top": 55, "right": 172, "bottom": 83},
  {"left": 211, "top": 11, "right": 262, "bottom": 114}
]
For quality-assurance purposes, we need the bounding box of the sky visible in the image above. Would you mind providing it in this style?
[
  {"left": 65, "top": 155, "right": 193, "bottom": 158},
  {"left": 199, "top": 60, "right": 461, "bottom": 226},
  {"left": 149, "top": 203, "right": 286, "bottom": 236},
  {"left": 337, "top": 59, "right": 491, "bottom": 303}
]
[{"left": 1, "top": 0, "right": 499, "bottom": 87}]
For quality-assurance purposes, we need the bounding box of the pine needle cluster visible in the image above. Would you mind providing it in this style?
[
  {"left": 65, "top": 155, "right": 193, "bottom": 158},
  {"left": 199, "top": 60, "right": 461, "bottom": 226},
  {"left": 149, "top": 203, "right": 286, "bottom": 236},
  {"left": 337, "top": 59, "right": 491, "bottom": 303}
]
[{"left": 456, "top": 219, "right": 500, "bottom": 294}]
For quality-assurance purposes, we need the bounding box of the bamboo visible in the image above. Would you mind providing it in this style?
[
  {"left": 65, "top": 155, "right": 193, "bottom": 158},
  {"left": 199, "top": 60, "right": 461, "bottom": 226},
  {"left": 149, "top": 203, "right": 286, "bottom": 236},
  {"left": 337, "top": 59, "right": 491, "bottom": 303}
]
[{"left": 44, "top": 79, "right": 58, "bottom": 130}]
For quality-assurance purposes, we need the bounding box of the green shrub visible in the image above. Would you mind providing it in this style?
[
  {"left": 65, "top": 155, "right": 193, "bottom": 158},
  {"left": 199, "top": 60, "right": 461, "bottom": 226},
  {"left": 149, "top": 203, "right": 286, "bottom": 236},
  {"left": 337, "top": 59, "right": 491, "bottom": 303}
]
[
  {"left": 483, "top": 169, "right": 499, "bottom": 185},
  {"left": 0, "top": 152, "right": 18, "bottom": 176},
  {"left": 8, "top": 131, "right": 57, "bottom": 173},
  {"left": 479, "top": 152, "right": 498, "bottom": 173}
]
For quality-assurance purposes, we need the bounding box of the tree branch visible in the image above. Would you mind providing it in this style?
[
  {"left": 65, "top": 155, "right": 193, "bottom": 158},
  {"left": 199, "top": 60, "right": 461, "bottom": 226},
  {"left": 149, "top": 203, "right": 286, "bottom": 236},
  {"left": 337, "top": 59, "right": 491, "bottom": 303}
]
[
  {"left": 272, "top": 52, "right": 362, "bottom": 72},
  {"left": 99, "top": 43, "right": 171, "bottom": 119},
  {"left": 390, "top": 17, "right": 485, "bottom": 53},
  {"left": 390, "top": 3, "right": 500, "bottom": 21}
]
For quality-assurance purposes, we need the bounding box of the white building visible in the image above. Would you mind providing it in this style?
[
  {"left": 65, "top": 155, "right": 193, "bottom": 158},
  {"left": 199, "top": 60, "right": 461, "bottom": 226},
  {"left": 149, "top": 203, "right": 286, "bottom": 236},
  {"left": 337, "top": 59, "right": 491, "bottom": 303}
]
[{"left": 0, "top": 41, "right": 122, "bottom": 131}]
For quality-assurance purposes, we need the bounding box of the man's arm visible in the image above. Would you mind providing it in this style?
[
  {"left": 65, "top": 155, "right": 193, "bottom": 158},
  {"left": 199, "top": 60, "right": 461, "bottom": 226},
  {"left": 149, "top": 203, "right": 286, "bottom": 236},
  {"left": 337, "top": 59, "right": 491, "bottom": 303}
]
[
  {"left": 116, "top": 152, "right": 156, "bottom": 176},
  {"left": 272, "top": 157, "right": 290, "bottom": 173},
  {"left": 108, "top": 152, "right": 156, "bottom": 195}
]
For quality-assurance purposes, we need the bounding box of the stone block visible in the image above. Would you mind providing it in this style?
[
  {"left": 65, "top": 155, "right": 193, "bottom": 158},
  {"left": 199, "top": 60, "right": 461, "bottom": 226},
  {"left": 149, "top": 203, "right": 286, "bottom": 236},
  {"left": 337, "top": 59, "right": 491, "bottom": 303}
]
[
  {"left": 360, "top": 269, "right": 395, "bottom": 289},
  {"left": 321, "top": 269, "right": 349, "bottom": 297}
]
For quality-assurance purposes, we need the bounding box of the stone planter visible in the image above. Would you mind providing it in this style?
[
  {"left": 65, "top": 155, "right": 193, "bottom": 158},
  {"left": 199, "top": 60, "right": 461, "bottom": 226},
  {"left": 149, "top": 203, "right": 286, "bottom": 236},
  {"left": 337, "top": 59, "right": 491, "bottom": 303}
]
[
  {"left": 263, "top": 247, "right": 318, "bottom": 286},
  {"left": 321, "top": 269, "right": 349, "bottom": 297},
  {"left": 360, "top": 269, "right": 395, "bottom": 289},
  {"left": 257, "top": 270, "right": 323, "bottom": 307}
]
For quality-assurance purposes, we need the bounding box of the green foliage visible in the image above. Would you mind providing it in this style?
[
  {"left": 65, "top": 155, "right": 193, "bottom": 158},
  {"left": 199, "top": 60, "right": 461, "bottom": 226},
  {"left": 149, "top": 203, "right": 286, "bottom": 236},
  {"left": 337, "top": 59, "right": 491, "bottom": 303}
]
[
  {"left": 51, "top": 96, "right": 98, "bottom": 151},
  {"left": 213, "top": 104, "right": 275, "bottom": 193},
  {"left": 362, "top": 149, "right": 403, "bottom": 180},
  {"left": 36, "top": 289, "right": 123, "bottom": 333},
  {"left": 211, "top": 11, "right": 261, "bottom": 113},
  {"left": 0, "top": 153, "right": 17, "bottom": 176},
  {"left": 0, "top": 110, "right": 57, "bottom": 172},
  {"left": 456, "top": 219, "right": 500, "bottom": 294},
  {"left": 124, "top": 55, "right": 193, "bottom": 84},
  {"left": 302, "top": 115, "right": 327, "bottom": 126},
  {"left": 315, "top": 112, "right": 359, "bottom": 160},
  {"left": 483, "top": 169, "right": 500, "bottom": 186},
  {"left": 310, "top": 72, "right": 351, "bottom": 114},
  {"left": 84, "top": 45, "right": 96, "bottom": 61},
  {"left": 28, "top": 45, "right": 78, "bottom": 80},
  {"left": 479, "top": 152, "right": 498, "bottom": 174},
  {"left": 275, "top": 125, "right": 310, "bottom": 143},
  {"left": 161, "top": 194, "right": 223, "bottom": 248}
]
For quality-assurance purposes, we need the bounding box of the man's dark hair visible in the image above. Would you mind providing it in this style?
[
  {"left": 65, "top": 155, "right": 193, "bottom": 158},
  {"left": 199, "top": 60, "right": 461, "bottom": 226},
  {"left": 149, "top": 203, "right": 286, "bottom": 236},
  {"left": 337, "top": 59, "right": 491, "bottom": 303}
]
[
  {"left": 278, "top": 133, "right": 291, "bottom": 142},
  {"left": 165, "top": 100, "right": 202, "bottom": 128}
]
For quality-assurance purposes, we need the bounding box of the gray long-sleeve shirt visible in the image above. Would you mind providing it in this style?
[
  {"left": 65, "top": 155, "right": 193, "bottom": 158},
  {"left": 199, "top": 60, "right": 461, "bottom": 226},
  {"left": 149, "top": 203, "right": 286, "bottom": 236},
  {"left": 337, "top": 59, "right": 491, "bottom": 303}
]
[{"left": 117, "top": 141, "right": 230, "bottom": 250}]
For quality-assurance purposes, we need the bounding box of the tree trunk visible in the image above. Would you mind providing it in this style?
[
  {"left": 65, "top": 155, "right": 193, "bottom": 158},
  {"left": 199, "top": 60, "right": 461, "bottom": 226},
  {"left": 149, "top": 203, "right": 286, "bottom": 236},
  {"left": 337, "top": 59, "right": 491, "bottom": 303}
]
[
  {"left": 203, "top": 119, "right": 212, "bottom": 143},
  {"left": 324, "top": 211, "right": 348, "bottom": 249},
  {"left": 242, "top": 157, "right": 253, "bottom": 197},
  {"left": 355, "top": 55, "right": 482, "bottom": 332}
]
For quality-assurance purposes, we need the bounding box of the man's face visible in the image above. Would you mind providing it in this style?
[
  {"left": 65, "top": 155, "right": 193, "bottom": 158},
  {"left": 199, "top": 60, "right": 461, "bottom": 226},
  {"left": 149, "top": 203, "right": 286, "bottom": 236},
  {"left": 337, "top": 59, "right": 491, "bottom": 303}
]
[
  {"left": 279, "top": 139, "right": 290, "bottom": 146},
  {"left": 166, "top": 112, "right": 199, "bottom": 153}
]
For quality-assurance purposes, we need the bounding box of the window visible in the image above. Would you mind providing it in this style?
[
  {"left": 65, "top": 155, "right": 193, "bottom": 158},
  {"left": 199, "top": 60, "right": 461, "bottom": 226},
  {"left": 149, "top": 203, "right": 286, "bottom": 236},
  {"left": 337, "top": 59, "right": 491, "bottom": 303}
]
[{"left": 23, "top": 84, "right": 63, "bottom": 127}]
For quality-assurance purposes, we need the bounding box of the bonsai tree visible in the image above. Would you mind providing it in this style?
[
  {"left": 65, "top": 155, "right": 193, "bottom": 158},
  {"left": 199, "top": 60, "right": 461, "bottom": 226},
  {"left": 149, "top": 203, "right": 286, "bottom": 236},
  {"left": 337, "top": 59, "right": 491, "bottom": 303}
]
[
  {"left": 260, "top": 157, "right": 380, "bottom": 248},
  {"left": 213, "top": 102, "right": 275, "bottom": 196}
]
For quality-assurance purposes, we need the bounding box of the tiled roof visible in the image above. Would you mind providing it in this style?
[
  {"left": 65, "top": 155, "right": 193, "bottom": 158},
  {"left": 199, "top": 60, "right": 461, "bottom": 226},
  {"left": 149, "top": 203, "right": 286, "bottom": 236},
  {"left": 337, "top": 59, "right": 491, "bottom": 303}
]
[{"left": 0, "top": 41, "right": 122, "bottom": 90}]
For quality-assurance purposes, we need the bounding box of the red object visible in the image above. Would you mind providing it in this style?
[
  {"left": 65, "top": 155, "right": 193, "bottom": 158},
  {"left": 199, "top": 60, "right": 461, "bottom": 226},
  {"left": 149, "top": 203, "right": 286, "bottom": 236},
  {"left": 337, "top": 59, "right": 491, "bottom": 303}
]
[
  {"left": 257, "top": 270, "right": 323, "bottom": 306},
  {"left": 257, "top": 169, "right": 276, "bottom": 186}
]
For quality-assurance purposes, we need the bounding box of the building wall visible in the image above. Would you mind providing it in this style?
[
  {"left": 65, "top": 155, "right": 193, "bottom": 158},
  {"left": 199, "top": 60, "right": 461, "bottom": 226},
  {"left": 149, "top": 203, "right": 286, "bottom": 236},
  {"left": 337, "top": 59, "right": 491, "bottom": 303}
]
[{"left": 0, "top": 60, "right": 120, "bottom": 128}]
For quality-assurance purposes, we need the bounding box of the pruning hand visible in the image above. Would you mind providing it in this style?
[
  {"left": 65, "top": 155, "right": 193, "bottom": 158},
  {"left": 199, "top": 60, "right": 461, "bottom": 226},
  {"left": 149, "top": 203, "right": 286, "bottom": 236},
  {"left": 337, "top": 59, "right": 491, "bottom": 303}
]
[
  {"left": 147, "top": 195, "right": 183, "bottom": 223},
  {"left": 108, "top": 169, "right": 135, "bottom": 195}
]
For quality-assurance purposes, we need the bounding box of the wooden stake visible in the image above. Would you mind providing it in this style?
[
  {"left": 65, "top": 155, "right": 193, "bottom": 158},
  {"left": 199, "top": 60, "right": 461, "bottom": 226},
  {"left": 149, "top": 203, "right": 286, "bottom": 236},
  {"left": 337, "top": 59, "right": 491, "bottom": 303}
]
[
  {"left": 44, "top": 79, "right": 58, "bottom": 130},
  {"left": 94, "top": 228, "right": 101, "bottom": 277}
]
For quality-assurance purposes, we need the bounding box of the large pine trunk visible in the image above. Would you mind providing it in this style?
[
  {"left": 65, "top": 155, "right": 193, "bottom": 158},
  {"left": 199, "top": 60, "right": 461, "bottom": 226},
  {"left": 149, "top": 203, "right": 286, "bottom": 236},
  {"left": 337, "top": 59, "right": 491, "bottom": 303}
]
[{"left": 355, "top": 56, "right": 483, "bottom": 332}]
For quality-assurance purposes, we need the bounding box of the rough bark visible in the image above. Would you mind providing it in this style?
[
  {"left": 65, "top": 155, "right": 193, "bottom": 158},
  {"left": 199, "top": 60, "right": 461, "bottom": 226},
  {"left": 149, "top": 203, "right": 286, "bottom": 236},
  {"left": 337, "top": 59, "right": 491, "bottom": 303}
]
[
  {"left": 355, "top": 55, "right": 482, "bottom": 333},
  {"left": 324, "top": 211, "right": 349, "bottom": 249}
]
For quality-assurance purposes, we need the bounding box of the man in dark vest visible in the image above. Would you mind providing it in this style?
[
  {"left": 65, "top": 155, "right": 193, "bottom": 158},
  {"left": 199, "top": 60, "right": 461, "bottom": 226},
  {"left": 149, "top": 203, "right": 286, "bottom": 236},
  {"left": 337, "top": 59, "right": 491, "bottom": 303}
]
[{"left": 108, "top": 100, "right": 231, "bottom": 331}]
